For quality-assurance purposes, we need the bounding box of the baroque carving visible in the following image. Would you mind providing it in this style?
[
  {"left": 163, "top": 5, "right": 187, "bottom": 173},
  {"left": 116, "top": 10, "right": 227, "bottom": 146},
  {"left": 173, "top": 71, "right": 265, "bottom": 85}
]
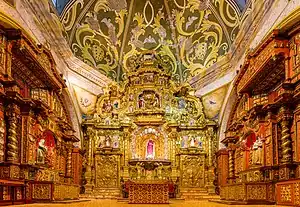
[
  {"left": 181, "top": 155, "right": 205, "bottom": 188},
  {"left": 95, "top": 155, "right": 119, "bottom": 188}
]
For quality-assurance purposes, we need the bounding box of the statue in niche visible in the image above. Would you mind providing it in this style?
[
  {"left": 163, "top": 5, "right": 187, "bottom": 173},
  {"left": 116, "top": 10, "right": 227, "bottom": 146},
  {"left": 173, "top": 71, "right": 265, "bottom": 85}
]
[
  {"left": 98, "top": 136, "right": 105, "bottom": 148},
  {"left": 190, "top": 137, "right": 196, "bottom": 147},
  {"left": 138, "top": 96, "right": 145, "bottom": 108},
  {"left": 146, "top": 140, "right": 155, "bottom": 159},
  {"left": 252, "top": 137, "right": 263, "bottom": 165},
  {"left": 178, "top": 98, "right": 186, "bottom": 109},
  {"left": 105, "top": 136, "right": 112, "bottom": 147},
  {"left": 129, "top": 105, "right": 134, "bottom": 113},
  {"left": 198, "top": 138, "right": 203, "bottom": 148},
  {"left": 143, "top": 92, "right": 157, "bottom": 109},
  {"left": 129, "top": 94, "right": 134, "bottom": 101},
  {"left": 181, "top": 136, "right": 188, "bottom": 148},
  {"left": 113, "top": 100, "right": 119, "bottom": 109},
  {"left": 189, "top": 119, "right": 195, "bottom": 126},
  {"left": 104, "top": 117, "right": 111, "bottom": 125},
  {"left": 37, "top": 139, "right": 47, "bottom": 164}
]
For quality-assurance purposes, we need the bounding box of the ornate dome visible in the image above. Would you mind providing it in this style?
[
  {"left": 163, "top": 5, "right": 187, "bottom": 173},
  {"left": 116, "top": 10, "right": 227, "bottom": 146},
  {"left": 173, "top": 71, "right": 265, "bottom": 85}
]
[{"left": 60, "top": 0, "right": 243, "bottom": 83}]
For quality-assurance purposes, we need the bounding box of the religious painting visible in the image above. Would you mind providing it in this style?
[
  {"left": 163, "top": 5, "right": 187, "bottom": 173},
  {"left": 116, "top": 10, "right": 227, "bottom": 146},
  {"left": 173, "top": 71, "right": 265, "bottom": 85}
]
[
  {"left": 36, "top": 130, "right": 56, "bottom": 167},
  {"left": 102, "top": 99, "right": 113, "bottom": 113}
]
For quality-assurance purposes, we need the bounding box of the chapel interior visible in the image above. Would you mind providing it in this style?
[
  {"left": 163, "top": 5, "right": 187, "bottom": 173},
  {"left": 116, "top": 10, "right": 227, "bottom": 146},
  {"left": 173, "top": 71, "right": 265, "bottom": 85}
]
[{"left": 0, "top": 0, "right": 300, "bottom": 206}]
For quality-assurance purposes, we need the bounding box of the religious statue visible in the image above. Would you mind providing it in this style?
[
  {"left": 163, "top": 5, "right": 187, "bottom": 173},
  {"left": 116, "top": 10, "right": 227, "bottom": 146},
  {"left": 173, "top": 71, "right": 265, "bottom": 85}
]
[
  {"left": 37, "top": 139, "right": 47, "bottom": 164},
  {"left": 138, "top": 96, "right": 145, "bottom": 108},
  {"left": 136, "top": 162, "right": 142, "bottom": 179},
  {"left": 105, "top": 136, "right": 112, "bottom": 147},
  {"left": 146, "top": 140, "right": 155, "bottom": 159},
  {"left": 129, "top": 105, "right": 134, "bottom": 113},
  {"left": 190, "top": 137, "right": 196, "bottom": 147},
  {"left": 252, "top": 137, "right": 263, "bottom": 165},
  {"left": 113, "top": 100, "right": 119, "bottom": 109}
]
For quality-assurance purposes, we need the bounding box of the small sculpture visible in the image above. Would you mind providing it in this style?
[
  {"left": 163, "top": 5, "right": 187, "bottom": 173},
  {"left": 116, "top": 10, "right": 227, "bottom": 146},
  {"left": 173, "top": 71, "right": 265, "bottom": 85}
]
[
  {"left": 37, "top": 139, "right": 47, "bottom": 164},
  {"left": 105, "top": 136, "right": 112, "bottom": 147},
  {"left": 190, "top": 137, "right": 196, "bottom": 147},
  {"left": 146, "top": 140, "right": 155, "bottom": 159}
]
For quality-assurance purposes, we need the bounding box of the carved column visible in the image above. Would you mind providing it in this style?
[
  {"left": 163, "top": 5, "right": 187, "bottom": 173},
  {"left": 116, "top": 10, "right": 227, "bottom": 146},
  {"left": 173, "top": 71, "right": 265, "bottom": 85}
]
[
  {"left": 6, "top": 104, "right": 19, "bottom": 162},
  {"left": 227, "top": 144, "right": 236, "bottom": 184},
  {"left": 66, "top": 143, "right": 73, "bottom": 177},
  {"left": 280, "top": 107, "right": 292, "bottom": 164},
  {"left": 122, "top": 127, "right": 130, "bottom": 180},
  {"left": 228, "top": 150, "right": 235, "bottom": 177},
  {"left": 84, "top": 127, "right": 94, "bottom": 194},
  {"left": 278, "top": 107, "right": 296, "bottom": 180},
  {"left": 207, "top": 127, "right": 217, "bottom": 194}
]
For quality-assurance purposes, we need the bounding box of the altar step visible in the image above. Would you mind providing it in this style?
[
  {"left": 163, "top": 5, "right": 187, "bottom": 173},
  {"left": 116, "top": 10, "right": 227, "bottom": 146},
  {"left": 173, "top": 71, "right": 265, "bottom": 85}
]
[
  {"left": 180, "top": 188, "right": 220, "bottom": 200},
  {"left": 80, "top": 188, "right": 120, "bottom": 199}
]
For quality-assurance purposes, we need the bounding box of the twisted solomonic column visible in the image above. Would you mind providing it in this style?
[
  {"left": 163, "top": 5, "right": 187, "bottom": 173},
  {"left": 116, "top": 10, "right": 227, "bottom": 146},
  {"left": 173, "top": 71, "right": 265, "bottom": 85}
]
[
  {"left": 66, "top": 145, "right": 73, "bottom": 177},
  {"left": 228, "top": 150, "right": 235, "bottom": 178},
  {"left": 6, "top": 109, "right": 19, "bottom": 162},
  {"left": 281, "top": 119, "right": 292, "bottom": 164}
]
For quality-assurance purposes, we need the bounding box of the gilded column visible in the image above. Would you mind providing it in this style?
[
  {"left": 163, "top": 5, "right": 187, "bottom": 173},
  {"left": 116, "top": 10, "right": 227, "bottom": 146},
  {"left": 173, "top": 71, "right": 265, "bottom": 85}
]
[
  {"left": 66, "top": 144, "right": 73, "bottom": 177},
  {"left": 85, "top": 127, "right": 94, "bottom": 193},
  {"left": 280, "top": 107, "right": 292, "bottom": 164},
  {"left": 122, "top": 128, "right": 130, "bottom": 180},
  {"left": 6, "top": 104, "right": 19, "bottom": 162}
]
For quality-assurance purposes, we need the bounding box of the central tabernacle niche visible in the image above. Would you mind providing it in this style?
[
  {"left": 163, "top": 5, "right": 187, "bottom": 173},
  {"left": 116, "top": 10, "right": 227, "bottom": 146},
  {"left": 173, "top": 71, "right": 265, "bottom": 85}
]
[{"left": 131, "top": 127, "right": 168, "bottom": 160}]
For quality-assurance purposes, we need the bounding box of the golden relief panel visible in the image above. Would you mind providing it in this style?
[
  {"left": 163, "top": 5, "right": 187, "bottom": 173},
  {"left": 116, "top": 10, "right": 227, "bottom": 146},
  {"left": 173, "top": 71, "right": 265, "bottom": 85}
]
[
  {"left": 181, "top": 155, "right": 205, "bottom": 188},
  {"left": 95, "top": 155, "right": 119, "bottom": 188},
  {"left": 32, "top": 184, "right": 52, "bottom": 200}
]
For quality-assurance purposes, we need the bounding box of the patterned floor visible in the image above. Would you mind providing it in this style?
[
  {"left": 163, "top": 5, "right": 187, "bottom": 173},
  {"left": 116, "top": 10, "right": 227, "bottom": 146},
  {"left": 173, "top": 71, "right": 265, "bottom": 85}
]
[{"left": 17, "top": 199, "right": 284, "bottom": 207}]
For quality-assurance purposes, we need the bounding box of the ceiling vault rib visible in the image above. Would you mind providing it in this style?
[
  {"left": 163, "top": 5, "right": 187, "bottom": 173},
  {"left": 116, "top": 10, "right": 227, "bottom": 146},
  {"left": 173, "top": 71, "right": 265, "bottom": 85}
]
[
  {"left": 163, "top": 0, "right": 184, "bottom": 83},
  {"left": 117, "top": 0, "right": 136, "bottom": 82},
  {"left": 209, "top": 4, "right": 234, "bottom": 46}
]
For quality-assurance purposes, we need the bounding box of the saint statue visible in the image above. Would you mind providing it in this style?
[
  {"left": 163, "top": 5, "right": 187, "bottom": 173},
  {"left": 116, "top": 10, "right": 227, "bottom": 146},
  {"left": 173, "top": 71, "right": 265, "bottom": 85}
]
[
  {"left": 252, "top": 137, "right": 263, "bottom": 165},
  {"left": 190, "top": 137, "right": 196, "bottom": 147},
  {"left": 146, "top": 140, "right": 155, "bottom": 159},
  {"left": 138, "top": 96, "right": 145, "bottom": 108},
  {"left": 105, "top": 136, "right": 111, "bottom": 147},
  {"left": 37, "top": 139, "right": 47, "bottom": 164}
]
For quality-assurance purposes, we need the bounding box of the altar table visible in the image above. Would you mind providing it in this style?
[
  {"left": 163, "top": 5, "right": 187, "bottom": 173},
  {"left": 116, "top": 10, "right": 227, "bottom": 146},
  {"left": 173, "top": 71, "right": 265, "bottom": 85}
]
[{"left": 128, "top": 180, "right": 169, "bottom": 204}]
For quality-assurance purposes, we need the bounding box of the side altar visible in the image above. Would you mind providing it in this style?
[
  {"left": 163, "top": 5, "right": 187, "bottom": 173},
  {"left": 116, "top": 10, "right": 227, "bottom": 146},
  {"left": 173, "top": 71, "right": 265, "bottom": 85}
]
[{"left": 81, "top": 52, "right": 218, "bottom": 199}]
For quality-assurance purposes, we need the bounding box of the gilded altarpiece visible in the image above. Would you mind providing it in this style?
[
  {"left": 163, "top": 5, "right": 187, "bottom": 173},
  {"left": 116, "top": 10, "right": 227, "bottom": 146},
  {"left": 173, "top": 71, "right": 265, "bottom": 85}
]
[{"left": 82, "top": 52, "right": 217, "bottom": 198}]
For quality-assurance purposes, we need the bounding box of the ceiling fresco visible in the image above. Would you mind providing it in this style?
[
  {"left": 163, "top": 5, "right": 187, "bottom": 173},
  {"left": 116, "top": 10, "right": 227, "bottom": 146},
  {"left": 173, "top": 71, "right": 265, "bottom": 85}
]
[
  {"left": 61, "top": 0, "right": 243, "bottom": 83},
  {"left": 201, "top": 83, "right": 229, "bottom": 120}
]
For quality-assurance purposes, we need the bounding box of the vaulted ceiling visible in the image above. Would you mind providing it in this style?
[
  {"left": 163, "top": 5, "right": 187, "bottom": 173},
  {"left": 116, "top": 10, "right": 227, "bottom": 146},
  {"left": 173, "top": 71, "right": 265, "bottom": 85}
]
[{"left": 60, "top": 0, "right": 243, "bottom": 83}]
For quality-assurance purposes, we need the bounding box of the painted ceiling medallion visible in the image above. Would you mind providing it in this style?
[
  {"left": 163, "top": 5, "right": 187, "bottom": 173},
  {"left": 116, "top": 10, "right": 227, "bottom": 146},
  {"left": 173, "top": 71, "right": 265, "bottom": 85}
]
[{"left": 61, "top": 0, "right": 244, "bottom": 82}]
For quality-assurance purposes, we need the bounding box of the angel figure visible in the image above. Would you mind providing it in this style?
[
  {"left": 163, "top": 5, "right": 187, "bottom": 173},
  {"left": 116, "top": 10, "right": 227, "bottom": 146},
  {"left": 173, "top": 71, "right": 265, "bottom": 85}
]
[{"left": 186, "top": 16, "right": 198, "bottom": 30}]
